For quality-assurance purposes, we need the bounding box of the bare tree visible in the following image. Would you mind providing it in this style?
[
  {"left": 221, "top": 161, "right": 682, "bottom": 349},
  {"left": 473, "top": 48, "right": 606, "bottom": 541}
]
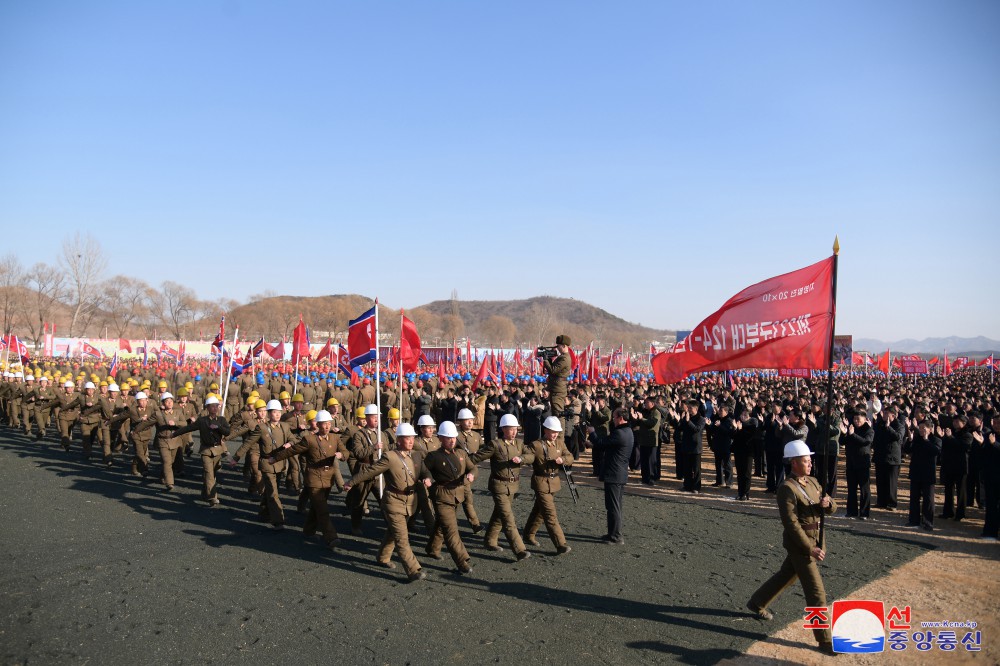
[
  {"left": 479, "top": 315, "right": 517, "bottom": 345},
  {"left": 161, "top": 281, "right": 198, "bottom": 339},
  {"left": 99, "top": 276, "right": 151, "bottom": 337},
  {"left": 59, "top": 232, "right": 108, "bottom": 337},
  {"left": 0, "top": 254, "right": 25, "bottom": 335},
  {"left": 520, "top": 304, "right": 557, "bottom": 347},
  {"left": 19, "top": 262, "right": 66, "bottom": 346}
]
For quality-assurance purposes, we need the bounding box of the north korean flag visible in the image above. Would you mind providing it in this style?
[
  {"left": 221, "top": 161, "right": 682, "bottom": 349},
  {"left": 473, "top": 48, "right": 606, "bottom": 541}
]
[{"left": 347, "top": 306, "right": 377, "bottom": 369}]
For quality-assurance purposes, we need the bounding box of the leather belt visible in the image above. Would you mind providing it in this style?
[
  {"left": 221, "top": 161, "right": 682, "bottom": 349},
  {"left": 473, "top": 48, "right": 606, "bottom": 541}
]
[
  {"left": 801, "top": 522, "right": 820, "bottom": 530},
  {"left": 387, "top": 486, "right": 414, "bottom": 496},
  {"left": 440, "top": 478, "right": 464, "bottom": 489},
  {"left": 534, "top": 473, "right": 558, "bottom": 479},
  {"left": 492, "top": 475, "right": 520, "bottom": 482}
]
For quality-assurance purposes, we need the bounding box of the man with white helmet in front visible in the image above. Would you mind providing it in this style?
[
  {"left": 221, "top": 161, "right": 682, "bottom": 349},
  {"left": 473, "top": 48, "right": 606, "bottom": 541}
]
[
  {"left": 127, "top": 391, "right": 157, "bottom": 479},
  {"left": 99, "top": 383, "right": 125, "bottom": 467},
  {"left": 154, "top": 392, "right": 186, "bottom": 490},
  {"left": 31, "top": 375, "right": 56, "bottom": 442},
  {"left": 54, "top": 379, "right": 82, "bottom": 452},
  {"left": 456, "top": 408, "right": 484, "bottom": 534},
  {"left": 345, "top": 404, "right": 384, "bottom": 536},
  {"left": 269, "top": 409, "right": 349, "bottom": 547},
  {"left": 20, "top": 373, "right": 37, "bottom": 437},
  {"left": 408, "top": 414, "right": 439, "bottom": 534},
  {"left": 523, "top": 416, "right": 574, "bottom": 555},
  {"left": 172, "top": 395, "right": 232, "bottom": 506},
  {"left": 747, "top": 440, "right": 838, "bottom": 656},
  {"left": 421, "top": 420, "right": 476, "bottom": 575},
  {"left": 470, "top": 413, "right": 534, "bottom": 560},
  {"left": 78, "top": 381, "right": 104, "bottom": 460},
  {"left": 346, "top": 421, "right": 426, "bottom": 582}
]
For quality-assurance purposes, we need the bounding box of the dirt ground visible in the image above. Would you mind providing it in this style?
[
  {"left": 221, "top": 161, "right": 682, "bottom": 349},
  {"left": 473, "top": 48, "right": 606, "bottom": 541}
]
[{"left": 0, "top": 431, "right": 995, "bottom": 665}]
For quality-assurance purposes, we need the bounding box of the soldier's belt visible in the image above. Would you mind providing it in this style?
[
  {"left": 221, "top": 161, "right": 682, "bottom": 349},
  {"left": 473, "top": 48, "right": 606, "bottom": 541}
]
[
  {"left": 534, "top": 473, "right": 558, "bottom": 479},
  {"left": 800, "top": 522, "right": 820, "bottom": 530},
  {"left": 492, "top": 474, "right": 520, "bottom": 482},
  {"left": 438, "top": 478, "right": 464, "bottom": 489},
  {"left": 387, "top": 486, "right": 415, "bottom": 496}
]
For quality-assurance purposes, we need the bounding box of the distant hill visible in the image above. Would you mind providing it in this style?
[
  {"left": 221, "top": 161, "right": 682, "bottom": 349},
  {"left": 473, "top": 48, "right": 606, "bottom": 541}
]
[
  {"left": 219, "top": 294, "right": 673, "bottom": 351},
  {"left": 854, "top": 336, "right": 1000, "bottom": 356}
]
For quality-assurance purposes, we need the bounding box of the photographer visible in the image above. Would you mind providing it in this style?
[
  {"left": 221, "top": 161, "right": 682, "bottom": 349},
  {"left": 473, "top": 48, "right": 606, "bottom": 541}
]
[{"left": 540, "top": 334, "right": 572, "bottom": 437}]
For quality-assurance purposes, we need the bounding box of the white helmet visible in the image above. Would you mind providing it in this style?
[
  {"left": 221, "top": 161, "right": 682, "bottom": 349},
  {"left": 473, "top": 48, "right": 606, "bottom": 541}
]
[
  {"left": 84, "top": 381, "right": 96, "bottom": 389},
  {"left": 204, "top": 395, "right": 220, "bottom": 406},
  {"left": 108, "top": 383, "right": 120, "bottom": 392},
  {"left": 416, "top": 415, "right": 436, "bottom": 427},
  {"left": 783, "top": 440, "right": 811, "bottom": 459},
  {"left": 364, "top": 404, "right": 379, "bottom": 416},
  {"left": 64, "top": 380, "right": 75, "bottom": 388},
  {"left": 395, "top": 423, "right": 417, "bottom": 437},
  {"left": 160, "top": 392, "right": 174, "bottom": 401},
  {"left": 542, "top": 416, "right": 563, "bottom": 432},
  {"left": 457, "top": 408, "right": 474, "bottom": 421},
  {"left": 437, "top": 421, "right": 458, "bottom": 438},
  {"left": 135, "top": 391, "right": 148, "bottom": 400},
  {"left": 25, "top": 374, "right": 34, "bottom": 382},
  {"left": 266, "top": 399, "right": 283, "bottom": 411},
  {"left": 315, "top": 409, "right": 333, "bottom": 423},
  {"left": 499, "top": 414, "right": 519, "bottom": 428}
]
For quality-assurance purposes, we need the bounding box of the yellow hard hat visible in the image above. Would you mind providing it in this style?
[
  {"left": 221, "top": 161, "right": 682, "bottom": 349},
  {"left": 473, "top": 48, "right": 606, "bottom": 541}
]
[
  {"left": 326, "top": 397, "right": 339, "bottom": 406},
  {"left": 278, "top": 391, "right": 291, "bottom": 400},
  {"left": 209, "top": 382, "right": 219, "bottom": 391},
  {"left": 355, "top": 407, "right": 366, "bottom": 419},
  {"left": 388, "top": 408, "right": 400, "bottom": 420},
  {"left": 185, "top": 381, "right": 193, "bottom": 390},
  {"left": 305, "top": 409, "right": 318, "bottom": 421},
  {"left": 176, "top": 387, "right": 189, "bottom": 397},
  {"left": 291, "top": 393, "right": 304, "bottom": 403},
  {"left": 100, "top": 380, "right": 109, "bottom": 387},
  {"left": 158, "top": 380, "right": 168, "bottom": 388},
  {"left": 91, "top": 373, "right": 99, "bottom": 382},
  {"left": 254, "top": 399, "right": 267, "bottom": 410},
  {"left": 249, "top": 390, "right": 259, "bottom": 398},
  {"left": 246, "top": 395, "right": 258, "bottom": 405}
]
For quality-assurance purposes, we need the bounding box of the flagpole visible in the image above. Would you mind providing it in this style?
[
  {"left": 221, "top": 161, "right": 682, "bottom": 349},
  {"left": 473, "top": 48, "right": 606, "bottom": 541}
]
[
  {"left": 374, "top": 298, "right": 383, "bottom": 498},
  {"left": 221, "top": 326, "right": 239, "bottom": 411},
  {"left": 399, "top": 310, "right": 404, "bottom": 418},
  {"left": 820, "top": 236, "right": 840, "bottom": 549}
]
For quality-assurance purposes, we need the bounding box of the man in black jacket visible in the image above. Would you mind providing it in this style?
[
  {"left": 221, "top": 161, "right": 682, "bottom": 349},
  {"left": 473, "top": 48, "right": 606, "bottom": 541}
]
[
  {"left": 941, "top": 414, "right": 973, "bottom": 521},
  {"left": 841, "top": 406, "right": 875, "bottom": 520},
  {"left": 596, "top": 408, "right": 635, "bottom": 545},
  {"left": 674, "top": 399, "right": 706, "bottom": 493},
  {"left": 903, "top": 419, "right": 942, "bottom": 530},
  {"left": 873, "top": 405, "right": 905, "bottom": 510},
  {"left": 981, "top": 414, "right": 1000, "bottom": 540},
  {"left": 708, "top": 403, "right": 735, "bottom": 488},
  {"left": 732, "top": 409, "right": 759, "bottom": 501}
]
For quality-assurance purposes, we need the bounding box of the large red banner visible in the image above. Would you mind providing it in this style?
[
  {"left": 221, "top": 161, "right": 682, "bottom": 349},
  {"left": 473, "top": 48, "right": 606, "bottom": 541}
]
[
  {"left": 653, "top": 256, "right": 835, "bottom": 384},
  {"left": 900, "top": 359, "right": 928, "bottom": 375}
]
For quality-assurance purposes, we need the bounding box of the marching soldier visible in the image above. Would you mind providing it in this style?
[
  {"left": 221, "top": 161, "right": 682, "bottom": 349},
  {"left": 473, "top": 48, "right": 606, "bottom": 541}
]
[
  {"left": 53, "top": 380, "right": 81, "bottom": 451},
  {"left": 32, "top": 375, "right": 55, "bottom": 441},
  {"left": 154, "top": 392, "right": 185, "bottom": 490},
  {"left": 456, "top": 408, "right": 483, "bottom": 534},
  {"left": 409, "top": 414, "right": 439, "bottom": 533},
  {"left": 172, "top": 395, "right": 232, "bottom": 506},
  {"left": 471, "top": 413, "right": 533, "bottom": 560},
  {"left": 78, "top": 381, "right": 103, "bottom": 460},
  {"left": 346, "top": 404, "right": 383, "bottom": 535},
  {"left": 523, "top": 416, "right": 574, "bottom": 554},
  {"left": 346, "top": 422, "right": 427, "bottom": 581},
  {"left": 128, "top": 391, "right": 157, "bottom": 478},
  {"left": 421, "top": 421, "right": 476, "bottom": 574}
]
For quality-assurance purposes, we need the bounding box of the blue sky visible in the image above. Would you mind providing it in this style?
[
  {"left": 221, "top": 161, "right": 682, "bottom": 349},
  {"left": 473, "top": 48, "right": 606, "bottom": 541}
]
[{"left": 2, "top": 1, "right": 998, "bottom": 340}]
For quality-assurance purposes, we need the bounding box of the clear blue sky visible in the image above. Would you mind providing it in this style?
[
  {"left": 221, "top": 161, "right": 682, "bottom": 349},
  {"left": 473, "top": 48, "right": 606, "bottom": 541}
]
[{"left": 2, "top": 1, "right": 998, "bottom": 341}]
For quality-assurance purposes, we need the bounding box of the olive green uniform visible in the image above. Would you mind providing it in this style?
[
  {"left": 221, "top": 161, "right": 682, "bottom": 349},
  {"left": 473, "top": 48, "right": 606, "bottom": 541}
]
[
  {"left": 472, "top": 436, "right": 535, "bottom": 555},
  {"left": 523, "top": 438, "right": 574, "bottom": 549}
]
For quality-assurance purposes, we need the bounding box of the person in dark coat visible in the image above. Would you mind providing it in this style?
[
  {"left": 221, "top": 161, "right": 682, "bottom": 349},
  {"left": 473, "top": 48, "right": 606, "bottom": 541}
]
[
  {"left": 873, "top": 405, "right": 905, "bottom": 510},
  {"left": 981, "top": 414, "right": 1000, "bottom": 540},
  {"left": 631, "top": 396, "right": 660, "bottom": 486},
  {"left": 732, "top": 409, "right": 759, "bottom": 501},
  {"left": 840, "top": 406, "right": 875, "bottom": 520},
  {"left": 708, "top": 403, "right": 735, "bottom": 488},
  {"left": 674, "top": 399, "right": 706, "bottom": 493},
  {"left": 763, "top": 403, "right": 785, "bottom": 492},
  {"left": 595, "top": 408, "right": 634, "bottom": 545},
  {"left": 940, "top": 414, "right": 973, "bottom": 521},
  {"left": 902, "top": 419, "right": 942, "bottom": 530}
]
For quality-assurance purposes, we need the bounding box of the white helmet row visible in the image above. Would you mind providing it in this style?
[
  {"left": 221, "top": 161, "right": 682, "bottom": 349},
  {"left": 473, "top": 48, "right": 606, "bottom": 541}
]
[
  {"left": 457, "top": 408, "right": 474, "bottom": 421},
  {"left": 395, "top": 423, "right": 417, "bottom": 437},
  {"left": 204, "top": 395, "right": 220, "bottom": 406},
  {"left": 266, "top": 399, "right": 283, "bottom": 411},
  {"left": 416, "top": 415, "right": 436, "bottom": 427},
  {"left": 783, "top": 440, "right": 811, "bottom": 459},
  {"left": 542, "top": 416, "right": 562, "bottom": 432},
  {"left": 315, "top": 409, "right": 333, "bottom": 423},
  {"left": 364, "top": 404, "right": 379, "bottom": 416},
  {"left": 135, "top": 391, "right": 148, "bottom": 400},
  {"left": 160, "top": 392, "right": 174, "bottom": 401}
]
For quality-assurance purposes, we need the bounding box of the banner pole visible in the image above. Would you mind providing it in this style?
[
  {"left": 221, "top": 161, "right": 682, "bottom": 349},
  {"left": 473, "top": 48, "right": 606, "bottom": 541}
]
[
  {"left": 375, "top": 298, "right": 383, "bottom": 498},
  {"left": 820, "top": 236, "right": 840, "bottom": 550}
]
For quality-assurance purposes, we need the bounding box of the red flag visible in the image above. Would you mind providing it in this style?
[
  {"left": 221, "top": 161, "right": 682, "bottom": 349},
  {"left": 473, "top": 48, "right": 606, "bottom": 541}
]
[
  {"left": 263, "top": 340, "right": 285, "bottom": 360},
  {"left": 437, "top": 358, "right": 447, "bottom": 385},
  {"left": 291, "top": 315, "right": 309, "bottom": 364},
  {"left": 82, "top": 342, "right": 104, "bottom": 359},
  {"left": 466, "top": 338, "right": 472, "bottom": 370},
  {"left": 876, "top": 350, "right": 890, "bottom": 375},
  {"left": 652, "top": 256, "right": 835, "bottom": 384},
  {"left": 471, "top": 353, "right": 491, "bottom": 391},
  {"left": 400, "top": 312, "right": 421, "bottom": 373},
  {"left": 944, "top": 353, "right": 951, "bottom": 377},
  {"left": 953, "top": 356, "right": 969, "bottom": 371},
  {"left": 978, "top": 355, "right": 994, "bottom": 367},
  {"left": 314, "top": 339, "right": 333, "bottom": 362},
  {"left": 851, "top": 352, "right": 865, "bottom": 365},
  {"left": 119, "top": 338, "right": 132, "bottom": 353},
  {"left": 624, "top": 354, "right": 633, "bottom": 376}
]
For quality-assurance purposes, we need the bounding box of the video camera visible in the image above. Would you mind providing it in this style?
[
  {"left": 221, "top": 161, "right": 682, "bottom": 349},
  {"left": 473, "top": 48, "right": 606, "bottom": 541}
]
[{"left": 535, "top": 346, "right": 558, "bottom": 363}]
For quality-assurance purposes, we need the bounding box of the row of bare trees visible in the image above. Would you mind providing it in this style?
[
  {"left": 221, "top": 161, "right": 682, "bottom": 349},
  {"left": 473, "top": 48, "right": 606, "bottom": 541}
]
[{"left": 0, "top": 233, "right": 234, "bottom": 346}]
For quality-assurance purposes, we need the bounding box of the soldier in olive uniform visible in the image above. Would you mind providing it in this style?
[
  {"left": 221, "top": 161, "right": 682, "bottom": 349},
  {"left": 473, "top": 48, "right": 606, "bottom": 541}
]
[
  {"left": 346, "top": 405, "right": 384, "bottom": 535},
  {"left": 271, "top": 409, "right": 349, "bottom": 546},
  {"left": 421, "top": 421, "right": 476, "bottom": 574},
  {"left": 32, "top": 376, "right": 56, "bottom": 441},
  {"left": 78, "top": 382, "right": 104, "bottom": 459},
  {"left": 747, "top": 440, "right": 837, "bottom": 656},
  {"left": 128, "top": 391, "right": 157, "bottom": 477},
  {"left": 523, "top": 416, "right": 574, "bottom": 554},
  {"left": 229, "top": 400, "right": 268, "bottom": 495},
  {"left": 409, "top": 415, "right": 439, "bottom": 533},
  {"left": 456, "top": 408, "right": 483, "bottom": 533},
  {"left": 543, "top": 335, "right": 572, "bottom": 436},
  {"left": 471, "top": 413, "right": 534, "bottom": 559},
  {"left": 53, "top": 380, "right": 81, "bottom": 451},
  {"left": 172, "top": 396, "right": 232, "bottom": 505},
  {"left": 347, "top": 422, "right": 427, "bottom": 581},
  {"left": 154, "top": 392, "right": 186, "bottom": 489}
]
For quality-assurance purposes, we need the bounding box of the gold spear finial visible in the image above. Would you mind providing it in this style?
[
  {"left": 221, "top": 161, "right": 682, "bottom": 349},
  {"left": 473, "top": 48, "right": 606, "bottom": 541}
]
[{"left": 833, "top": 235, "right": 840, "bottom": 255}]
